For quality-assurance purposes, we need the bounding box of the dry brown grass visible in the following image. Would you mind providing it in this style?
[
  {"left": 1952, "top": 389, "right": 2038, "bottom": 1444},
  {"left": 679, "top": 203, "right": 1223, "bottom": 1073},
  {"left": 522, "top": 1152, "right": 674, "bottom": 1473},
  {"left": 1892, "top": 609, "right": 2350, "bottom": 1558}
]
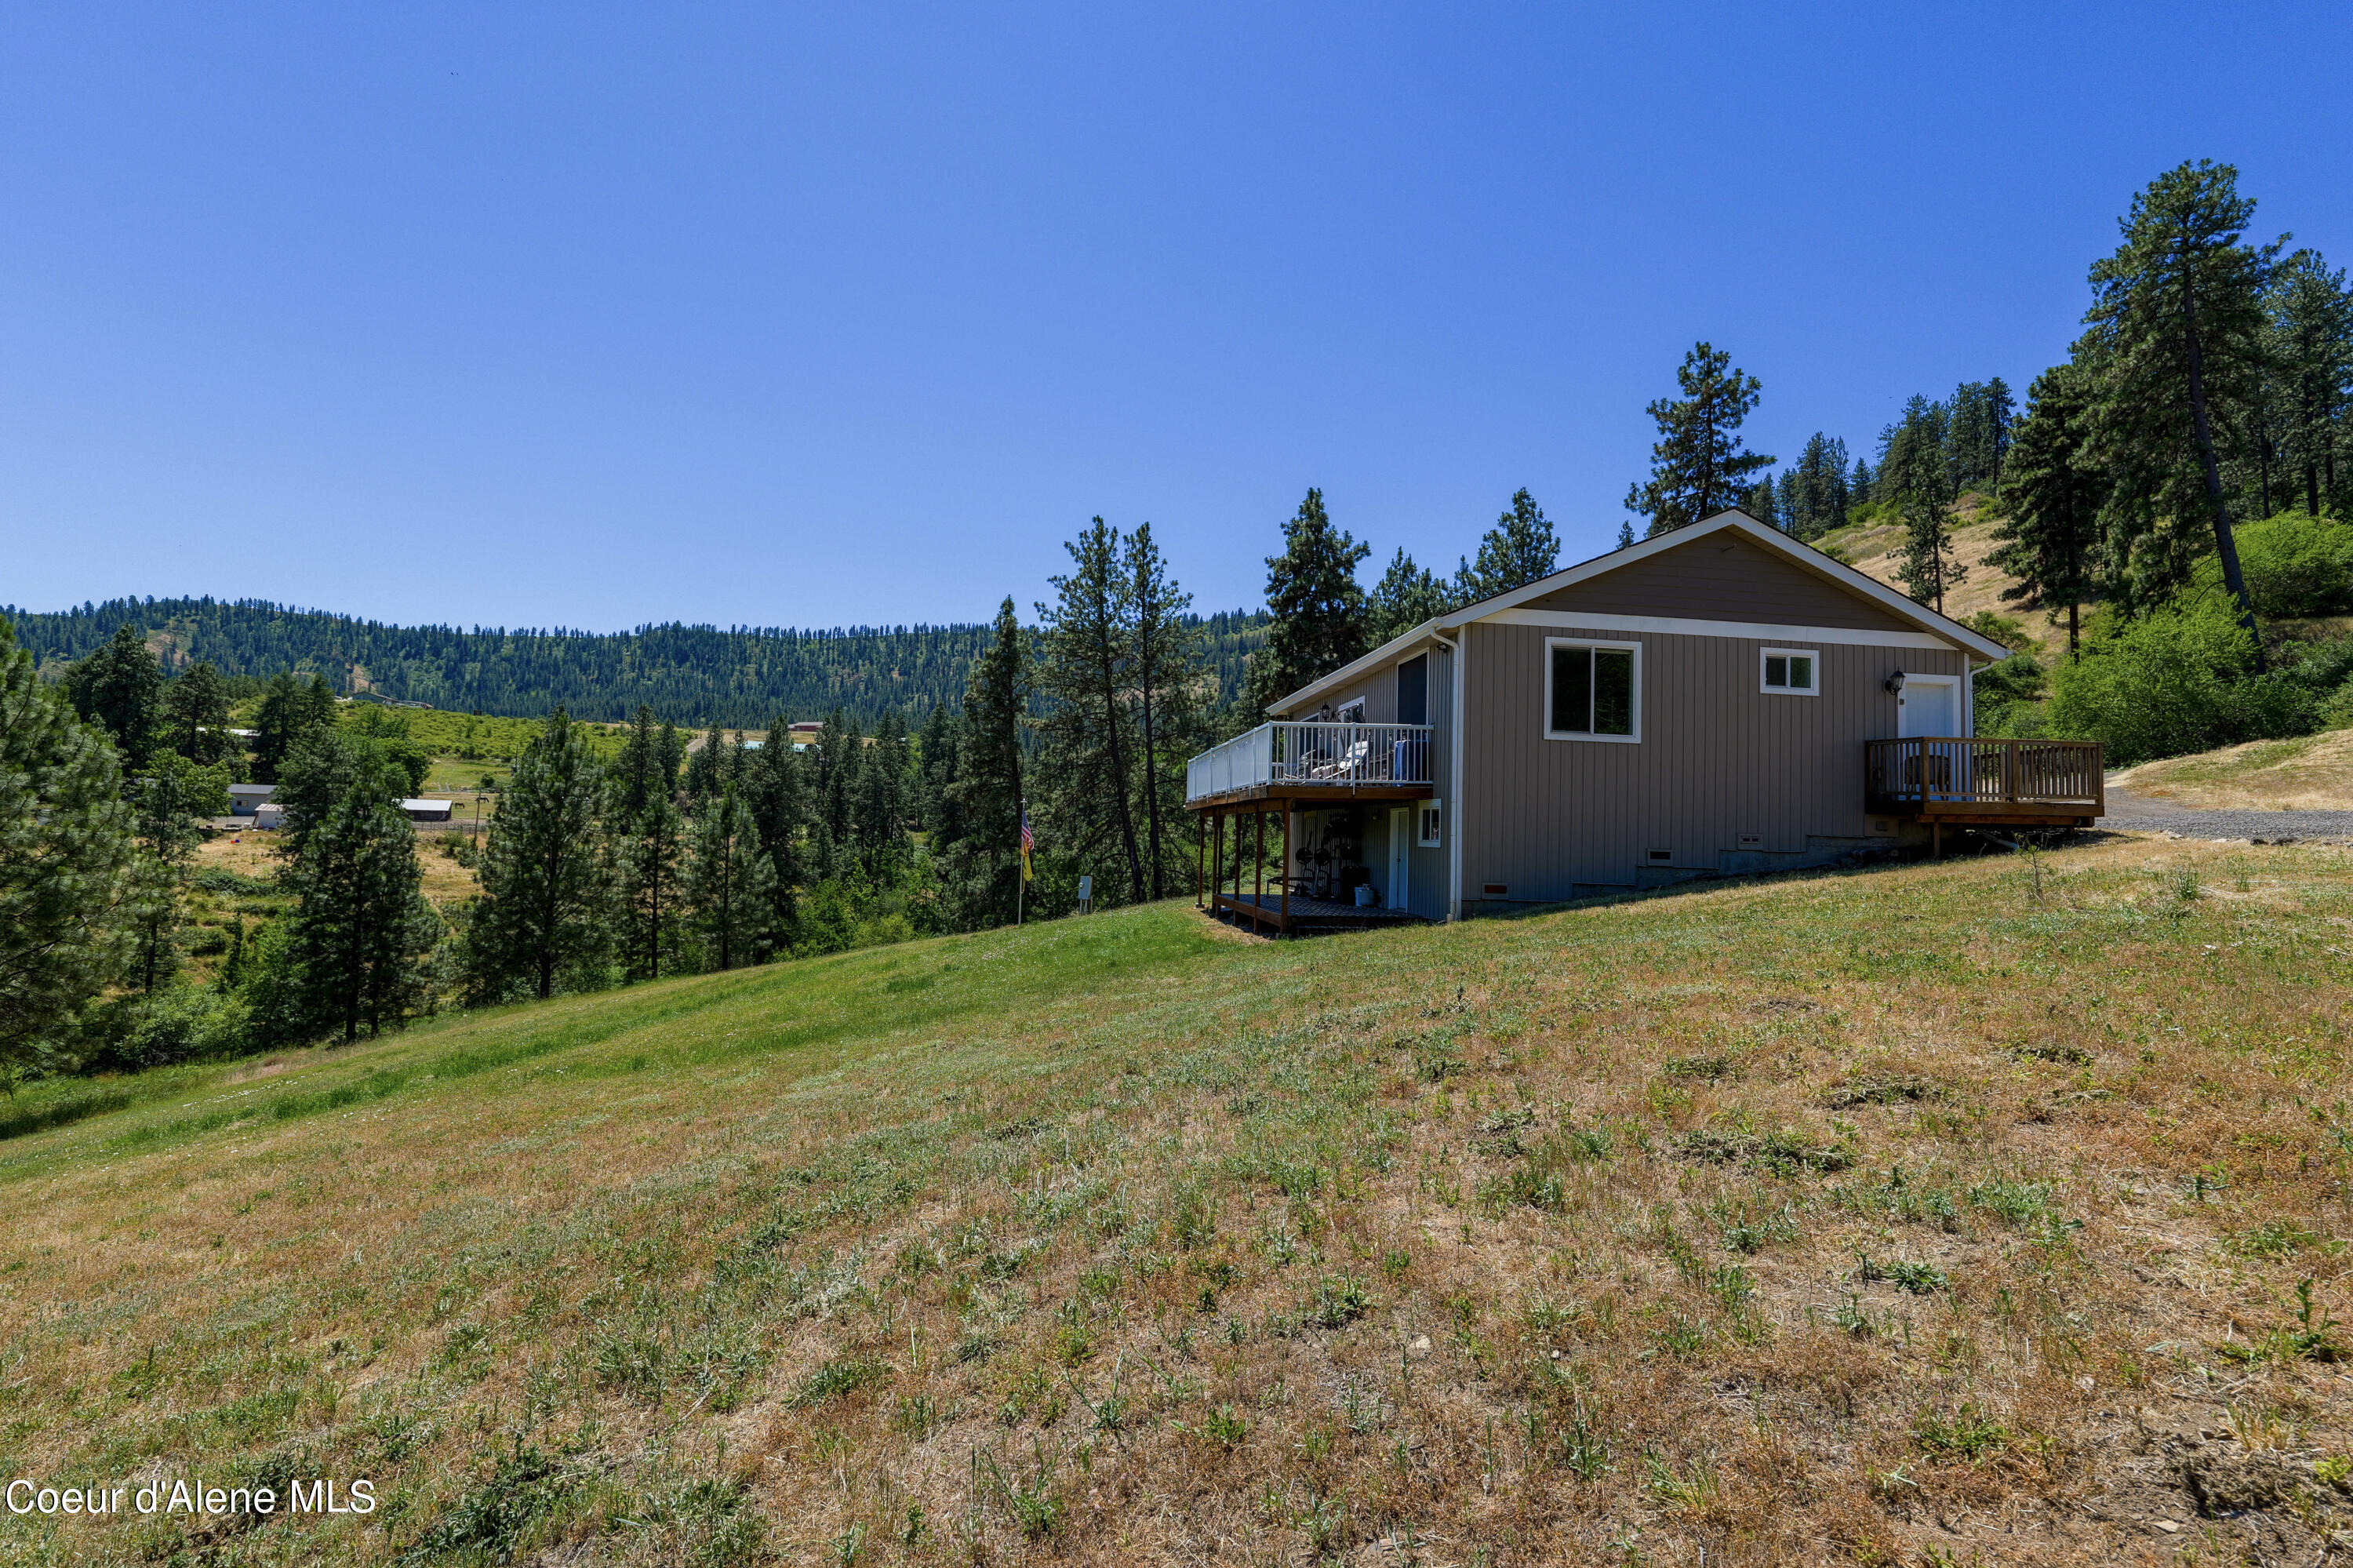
[
  {"left": 2110, "top": 727, "right": 2353, "bottom": 812},
  {"left": 2, "top": 835, "right": 2351, "bottom": 1566}
]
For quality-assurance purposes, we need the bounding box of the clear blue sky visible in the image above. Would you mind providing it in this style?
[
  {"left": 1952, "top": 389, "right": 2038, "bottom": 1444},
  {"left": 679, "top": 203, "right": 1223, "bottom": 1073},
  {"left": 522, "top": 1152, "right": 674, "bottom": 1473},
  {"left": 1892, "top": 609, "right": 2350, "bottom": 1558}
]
[{"left": 4, "top": 3, "right": 2348, "bottom": 632}]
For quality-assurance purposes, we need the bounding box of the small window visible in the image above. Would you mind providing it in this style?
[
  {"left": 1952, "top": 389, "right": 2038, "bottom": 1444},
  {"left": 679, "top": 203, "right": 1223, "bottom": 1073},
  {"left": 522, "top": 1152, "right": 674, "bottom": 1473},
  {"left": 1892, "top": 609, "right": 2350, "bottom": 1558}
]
[
  {"left": 1417, "top": 802, "right": 1442, "bottom": 849},
  {"left": 1761, "top": 646, "right": 1818, "bottom": 697},
  {"left": 1545, "top": 640, "right": 1640, "bottom": 742}
]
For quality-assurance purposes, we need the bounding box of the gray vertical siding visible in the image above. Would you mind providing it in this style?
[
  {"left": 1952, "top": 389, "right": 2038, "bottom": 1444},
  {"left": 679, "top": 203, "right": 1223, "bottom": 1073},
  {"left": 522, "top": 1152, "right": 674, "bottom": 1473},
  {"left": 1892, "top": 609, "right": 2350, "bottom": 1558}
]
[{"left": 1460, "top": 620, "right": 1964, "bottom": 903}]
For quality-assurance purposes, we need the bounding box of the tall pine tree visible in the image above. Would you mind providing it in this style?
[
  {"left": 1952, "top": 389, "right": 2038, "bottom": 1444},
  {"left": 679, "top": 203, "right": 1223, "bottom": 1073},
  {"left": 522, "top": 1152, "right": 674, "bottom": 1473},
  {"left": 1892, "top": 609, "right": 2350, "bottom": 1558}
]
[
  {"left": 1035, "top": 518, "right": 1147, "bottom": 904},
  {"left": 64, "top": 624, "right": 165, "bottom": 773},
  {"left": 280, "top": 744, "right": 440, "bottom": 1042},
  {"left": 1623, "top": 343, "right": 1775, "bottom": 537},
  {"left": 465, "top": 710, "right": 612, "bottom": 1001},
  {"left": 688, "top": 788, "right": 776, "bottom": 971},
  {"left": 942, "top": 599, "right": 1028, "bottom": 930},
  {"left": 2078, "top": 159, "right": 2279, "bottom": 654},
  {"left": 1126, "top": 522, "right": 1206, "bottom": 900},
  {"left": 1991, "top": 366, "right": 2106, "bottom": 657},
  {"left": 1245, "top": 488, "right": 1368, "bottom": 714},
  {"left": 1453, "top": 489, "right": 1561, "bottom": 603}
]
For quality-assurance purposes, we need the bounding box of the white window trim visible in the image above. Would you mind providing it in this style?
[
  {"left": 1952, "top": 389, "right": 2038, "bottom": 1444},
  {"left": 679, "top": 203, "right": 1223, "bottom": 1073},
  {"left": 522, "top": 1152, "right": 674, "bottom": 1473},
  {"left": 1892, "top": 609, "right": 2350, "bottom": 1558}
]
[
  {"left": 1760, "top": 646, "right": 1820, "bottom": 697},
  {"left": 1333, "top": 694, "right": 1367, "bottom": 723},
  {"left": 1543, "top": 638, "right": 1642, "bottom": 744},
  {"left": 1417, "top": 800, "right": 1443, "bottom": 849}
]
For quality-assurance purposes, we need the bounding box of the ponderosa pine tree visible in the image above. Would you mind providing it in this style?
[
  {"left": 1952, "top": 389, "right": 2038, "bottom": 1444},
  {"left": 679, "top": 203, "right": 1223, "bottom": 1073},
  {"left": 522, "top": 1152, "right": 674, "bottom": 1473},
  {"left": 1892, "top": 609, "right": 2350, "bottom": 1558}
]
[
  {"left": 739, "top": 715, "right": 809, "bottom": 934},
  {"left": 1624, "top": 343, "right": 1775, "bottom": 537},
  {"left": 1885, "top": 406, "right": 1966, "bottom": 613},
  {"left": 852, "top": 711, "right": 910, "bottom": 879},
  {"left": 162, "top": 661, "right": 231, "bottom": 764},
  {"left": 280, "top": 744, "right": 440, "bottom": 1042},
  {"left": 125, "top": 755, "right": 230, "bottom": 995},
  {"left": 1245, "top": 489, "right": 1368, "bottom": 714},
  {"left": 1365, "top": 548, "right": 1453, "bottom": 646},
  {"left": 915, "top": 704, "right": 962, "bottom": 846},
  {"left": 942, "top": 598, "right": 1028, "bottom": 930},
  {"left": 2078, "top": 159, "right": 2280, "bottom": 657},
  {"left": 2271, "top": 249, "right": 2353, "bottom": 518},
  {"left": 1127, "top": 522, "right": 1206, "bottom": 900},
  {"left": 0, "top": 620, "right": 136, "bottom": 1072},
  {"left": 1743, "top": 477, "right": 1780, "bottom": 529},
  {"left": 1784, "top": 432, "right": 1853, "bottom": 538},
  {"left": 1991, "top": 366, "right": 2107, "bottom": 658},
  {"left": 1035, "top": 517, "right": 1146, "bottom": 904},
  {"left": 687, "top": 787, "right": 775, "bottom": 971},
  {"left": 1454, "top": 489, "right": 1561, "bottom": 603},
  {"left": 465, "top": 709, "right": 612, "bottom": 1001},
  {"left": 1945, "top": 379, "right": 2017, "bottom": 493},
  {"left": 253, "top": 671, "right": 336, "bottom": 783},
  {"left": 613, "top": 786, "right": 684, "bottom": 982},
  {"left": 64, "top": 624, "right": 165, "bottom": 774}
]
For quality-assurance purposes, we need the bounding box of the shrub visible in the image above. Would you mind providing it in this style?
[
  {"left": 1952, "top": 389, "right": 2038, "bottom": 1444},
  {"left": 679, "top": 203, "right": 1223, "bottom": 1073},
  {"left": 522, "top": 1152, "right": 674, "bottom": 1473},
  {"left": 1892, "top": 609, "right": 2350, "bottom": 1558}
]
[
  {"left": 2046, "top": 589, "right": 2327, "bottom": 764},
  {"left": 2219, "top": 511, "right": 2353, "bottom": 618},
  {"left": 77, "top": 985, "right": 252, "bottom": 1072}
]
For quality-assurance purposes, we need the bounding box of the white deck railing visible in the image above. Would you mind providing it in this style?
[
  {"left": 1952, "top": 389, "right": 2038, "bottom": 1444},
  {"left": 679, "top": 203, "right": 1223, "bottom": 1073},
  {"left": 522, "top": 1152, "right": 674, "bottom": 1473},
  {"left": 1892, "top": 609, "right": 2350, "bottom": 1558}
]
[{"left": 1186, "top": 722, "right": 1434, "bottom": 803}]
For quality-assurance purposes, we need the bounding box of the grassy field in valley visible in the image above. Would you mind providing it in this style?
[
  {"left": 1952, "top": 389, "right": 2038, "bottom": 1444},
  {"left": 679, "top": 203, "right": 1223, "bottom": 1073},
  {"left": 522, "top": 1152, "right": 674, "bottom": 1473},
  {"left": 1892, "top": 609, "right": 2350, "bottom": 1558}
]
[{"left": 2, "top": 835, "right": 2351, "bottom": 1565}]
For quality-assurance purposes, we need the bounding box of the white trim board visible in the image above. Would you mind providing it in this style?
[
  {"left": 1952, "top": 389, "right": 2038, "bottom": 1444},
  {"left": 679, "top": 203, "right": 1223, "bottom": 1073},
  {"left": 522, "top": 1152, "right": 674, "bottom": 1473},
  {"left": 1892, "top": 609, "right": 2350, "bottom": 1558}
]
[{"left": 1485, "top": 609, "right": 1956, "bottom": 649}]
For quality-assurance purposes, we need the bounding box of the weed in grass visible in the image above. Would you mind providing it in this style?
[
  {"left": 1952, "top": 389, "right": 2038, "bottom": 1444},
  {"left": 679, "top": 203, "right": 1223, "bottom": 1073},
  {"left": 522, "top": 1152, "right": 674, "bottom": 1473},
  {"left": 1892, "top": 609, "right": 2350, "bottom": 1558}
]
[
  {"left": 1857, "top": 1255, "right": 1950, "bottom": 1293},
  {"left": 1911, "top": 1402, "right": 2008, "bottom": 1461},
  {"left": 790, "top": 1356, "right": 890, "bottom": 1409},
  {"left": 1661, "top": 1054, "right": 1731, "bottom": 1080},
  {"left": 1823, "top": 1074, "right": 1939, "bottom": 1109},
  {"left": 1195, "top": 1403, "right": 1248, "bottom": 1447},
  {"left": 1710, "top": 1197, "right": 1803, "bottom": 1253},
  {"left": 1308, "top": 1274, "right": 1373, "bottom": 1329},
  {"left": 1709, "top": 1263, "right": 1755, "bottom": 1310},
  {"left": 2226, "top": 1219, "right": 2327, "bottom": 1261},
  {"left": 2220, "top": 1278, "right": 2348, "bottom": 1365},
  {"left": 395, "top": 1442, "right": 584, "bottom": 1566},
  {"left": 2013, "top": 1042, "right": 2094, "bottom": 1067},
  {"left": 1640, "top": 1446, "right": 1718, "bottom": 1508},
  {"left": 1380, "top": 1248, "right": 1412, "bottom": 1280}
]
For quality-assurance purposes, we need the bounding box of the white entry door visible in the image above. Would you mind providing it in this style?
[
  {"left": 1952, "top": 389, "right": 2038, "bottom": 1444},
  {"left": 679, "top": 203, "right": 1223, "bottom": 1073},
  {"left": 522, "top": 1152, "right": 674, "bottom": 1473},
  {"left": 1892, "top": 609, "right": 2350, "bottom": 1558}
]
[
  {"left": 1387, "top": 807, "right": 1411, "bottom": 913},
  {"left": 1897, "top": 674, "right": 1961, "bottom": 738}
]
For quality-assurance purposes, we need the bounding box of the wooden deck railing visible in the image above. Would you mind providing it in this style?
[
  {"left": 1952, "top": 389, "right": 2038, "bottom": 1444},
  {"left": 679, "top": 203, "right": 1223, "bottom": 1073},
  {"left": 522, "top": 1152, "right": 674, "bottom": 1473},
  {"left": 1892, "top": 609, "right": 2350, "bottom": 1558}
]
[{"left": 1865, "top": 737, "right": 2104, "bottom": 817}]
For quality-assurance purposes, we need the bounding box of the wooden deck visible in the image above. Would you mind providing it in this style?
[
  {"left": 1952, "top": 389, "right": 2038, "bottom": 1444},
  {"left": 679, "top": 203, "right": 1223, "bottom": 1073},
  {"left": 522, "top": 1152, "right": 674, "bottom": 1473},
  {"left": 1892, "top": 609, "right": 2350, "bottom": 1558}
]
[
  {"left": 1211, "top": 891, "right": 1422, "bottom": 935},
  {"left": 1866, "top": 737, "right": 2104, "bottom": 827}
]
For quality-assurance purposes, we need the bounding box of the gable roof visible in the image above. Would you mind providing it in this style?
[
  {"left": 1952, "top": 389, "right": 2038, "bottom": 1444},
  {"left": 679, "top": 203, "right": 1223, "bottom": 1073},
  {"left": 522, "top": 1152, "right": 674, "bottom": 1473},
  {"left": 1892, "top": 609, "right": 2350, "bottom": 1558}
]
[{"left": 1268, "top": 509, "right": 2010, "bottom": 715}]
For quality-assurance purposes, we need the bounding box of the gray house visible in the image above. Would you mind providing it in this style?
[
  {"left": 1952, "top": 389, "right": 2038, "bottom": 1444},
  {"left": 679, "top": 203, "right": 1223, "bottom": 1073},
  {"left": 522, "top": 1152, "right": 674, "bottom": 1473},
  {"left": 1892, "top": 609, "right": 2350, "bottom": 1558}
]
[{"left": 1185, "top": 510, "right": 2103, "bottom": 932}]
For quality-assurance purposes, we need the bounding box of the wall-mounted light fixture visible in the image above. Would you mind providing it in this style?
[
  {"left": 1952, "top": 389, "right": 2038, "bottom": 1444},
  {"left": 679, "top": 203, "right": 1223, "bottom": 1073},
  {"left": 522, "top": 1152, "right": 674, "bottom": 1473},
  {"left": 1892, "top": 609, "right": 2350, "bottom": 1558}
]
[{"left": 1883, "top": 671, "right": 1907, "bottom": 695}]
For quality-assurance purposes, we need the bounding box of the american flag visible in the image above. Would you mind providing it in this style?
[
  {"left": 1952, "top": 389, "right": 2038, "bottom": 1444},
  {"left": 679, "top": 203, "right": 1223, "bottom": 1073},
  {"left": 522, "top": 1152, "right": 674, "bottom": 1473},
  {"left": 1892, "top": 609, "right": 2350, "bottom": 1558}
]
[{"left": 1020, "top": 810, "right": 1035, "bottom": 854}]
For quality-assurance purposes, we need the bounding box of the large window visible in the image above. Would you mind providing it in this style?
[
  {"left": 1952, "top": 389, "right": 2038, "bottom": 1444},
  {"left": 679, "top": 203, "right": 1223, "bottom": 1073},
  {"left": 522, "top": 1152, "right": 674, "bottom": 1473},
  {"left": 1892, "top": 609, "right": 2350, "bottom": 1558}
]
[
  {"left": 1760, "top": 646, "right": 1818, "bottom": 696},
  {"left": 1545, "top": 640, "right": 1639, "bottom": 742}
]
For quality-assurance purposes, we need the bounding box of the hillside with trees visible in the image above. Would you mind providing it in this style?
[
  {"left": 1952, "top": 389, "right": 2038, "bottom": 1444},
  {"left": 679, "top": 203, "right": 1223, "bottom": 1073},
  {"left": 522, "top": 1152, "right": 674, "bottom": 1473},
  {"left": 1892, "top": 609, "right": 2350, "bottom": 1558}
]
[{"left": 0, "top": 598, "right": 1271, "bottom": 729}]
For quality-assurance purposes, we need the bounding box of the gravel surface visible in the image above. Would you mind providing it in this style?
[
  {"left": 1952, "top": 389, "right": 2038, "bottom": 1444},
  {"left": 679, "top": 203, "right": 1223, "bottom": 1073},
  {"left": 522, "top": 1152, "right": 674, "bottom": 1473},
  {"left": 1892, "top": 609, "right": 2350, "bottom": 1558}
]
[{"left": 2097, "top": 788, "right": 2353, "bottom": 843}]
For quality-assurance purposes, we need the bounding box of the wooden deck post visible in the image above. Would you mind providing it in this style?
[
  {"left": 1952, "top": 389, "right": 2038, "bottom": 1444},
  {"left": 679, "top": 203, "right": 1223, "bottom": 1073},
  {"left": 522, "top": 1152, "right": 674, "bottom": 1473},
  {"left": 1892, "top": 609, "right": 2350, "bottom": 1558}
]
[
  {"left": 1195, "top": 809, "right": 1205, "bottom": 908},
  {"left": 1279, "top": 801, "right": 1289, "bottom": 933},
  {"left": 1254, "top": 807, "right": 1264, "bottom": 911}
]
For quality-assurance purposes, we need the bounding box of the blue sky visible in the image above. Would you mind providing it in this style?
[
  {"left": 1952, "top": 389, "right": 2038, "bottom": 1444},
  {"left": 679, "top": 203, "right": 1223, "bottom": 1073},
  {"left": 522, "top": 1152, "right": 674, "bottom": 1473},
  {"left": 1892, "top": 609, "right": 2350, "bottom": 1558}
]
[{"left": 3, "top": 2, "right": 2348, "bottom": 632}]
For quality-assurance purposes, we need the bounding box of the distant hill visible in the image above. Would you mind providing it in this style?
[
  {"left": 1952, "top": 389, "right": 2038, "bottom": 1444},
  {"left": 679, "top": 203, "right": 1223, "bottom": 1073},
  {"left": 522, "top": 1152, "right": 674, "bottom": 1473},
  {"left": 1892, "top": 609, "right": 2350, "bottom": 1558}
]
[{"left": 3, "top": 596, "right": 1271, "bottom": 727}]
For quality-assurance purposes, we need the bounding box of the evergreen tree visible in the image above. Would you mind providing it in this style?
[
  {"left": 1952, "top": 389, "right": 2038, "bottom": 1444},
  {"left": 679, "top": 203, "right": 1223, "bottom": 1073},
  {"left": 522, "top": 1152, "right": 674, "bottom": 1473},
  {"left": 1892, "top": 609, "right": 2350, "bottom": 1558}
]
[
  {"left": 2078, "top": 159, "right": 2280, "bottom": 654},
  {"left": 1623, "top": 342, "right": 1775, "bottom": 537},
  {"left": 253, "top": 671, "right": 336, "bottom": 783},
  {"left": 683, "top": 720, "right": 735, "bottom": 805},
  {"left": 2271, "top": 248, "right": 2353, "bottom": 517},
  {"left": 739, "top": 715, "right": 809, "bottom": 932},
  {"left": 852, "top": 710, "right": 911, "bottom": 879},
  {"left": 125, "top": 755, "right": 229, "bottom": 995},
  {"left": 613, "top": 791, "right": 685, "bottom": 982},
  {"left": 162, "top": 660, "right": 231, "bottom": 764},
  {"left": 1245, "top": 488, "right": 1369, "bottom": 714},
  {"left": 280, "top": 745, "right": 440, "bottom": 1042},
  {"left": 1991, "top": 365, "right": 2106, "bottom": 658},
  {"left": 1785, "top": 432, "right": 1853, "bottom": 537},
  {"left": 610, "top": 705, "right": 676, "bottom": 820},
  {"left": 814, "top": 710, "right": 860, "bottom": 874},
  {"left": 1453, "top": 489, "right": 1561, "bottom": 603},
  {"left": 1945, "top": 379, "right": 2017, "bottom": 492},
  {"left": 1885, "top": 406, "right": 1966, "bottom": 613},
  {"left": 1365, "top": 548, "right": 1453, "bottom": 646},
  {"left": 464, "top": 710, "right": 612, "bottom": 1001},
  {"left": 1743, "top": 477, "right": 1780, "bottom": 527},
  {"left": 0, "top": 620, "right": 137, "bottom": 1072},
  {"left": 1035, "top": 518, "right": 1147, "bottom": 904},
  {"left": 64, "top": 624, "right": 165, "bottom": 773},
  {"left": 915, "top": 704, "right": 962, "bottom": 846},
  {"left": 942, "top": 598, "right": 1028, "bottom": 930},
  {"left": 1126, "top": 522, "right": 1205, "bottom": 900},
  {"left": 687, "top": 788, "right": 775, "bottom": 971},
  {"left": 1849, "top": 455, "right": 1875, "bottom": 508}
]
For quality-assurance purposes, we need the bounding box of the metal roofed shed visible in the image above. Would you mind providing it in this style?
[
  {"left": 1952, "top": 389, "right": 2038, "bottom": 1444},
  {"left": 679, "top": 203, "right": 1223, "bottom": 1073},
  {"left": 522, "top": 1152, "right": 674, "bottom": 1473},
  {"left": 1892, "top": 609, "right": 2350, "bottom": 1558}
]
[{"left": 401, "top": 799, "right": 456, "bottom": 822}]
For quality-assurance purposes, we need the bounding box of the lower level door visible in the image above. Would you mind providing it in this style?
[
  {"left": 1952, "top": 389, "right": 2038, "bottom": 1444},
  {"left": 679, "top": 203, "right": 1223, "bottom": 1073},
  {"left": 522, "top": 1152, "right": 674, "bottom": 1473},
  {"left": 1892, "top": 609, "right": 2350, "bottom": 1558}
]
[{"left": 1388, "top": 807, "right": 1411, "bottom": 911}]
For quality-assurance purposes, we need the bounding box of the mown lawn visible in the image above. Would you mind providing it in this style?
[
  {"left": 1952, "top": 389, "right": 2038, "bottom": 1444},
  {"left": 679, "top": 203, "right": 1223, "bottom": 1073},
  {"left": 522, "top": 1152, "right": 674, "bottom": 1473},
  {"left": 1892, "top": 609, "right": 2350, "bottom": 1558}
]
[{"left": 2, "top": 835, "right": 2351, "bottom": 1566}]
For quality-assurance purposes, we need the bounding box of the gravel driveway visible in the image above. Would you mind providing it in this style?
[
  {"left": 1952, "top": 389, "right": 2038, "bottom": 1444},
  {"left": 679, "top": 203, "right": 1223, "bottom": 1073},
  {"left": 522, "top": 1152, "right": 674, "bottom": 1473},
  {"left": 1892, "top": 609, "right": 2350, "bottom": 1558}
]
[{"left": 2098, "top": 788, "right": 2353, "bottom": 843}]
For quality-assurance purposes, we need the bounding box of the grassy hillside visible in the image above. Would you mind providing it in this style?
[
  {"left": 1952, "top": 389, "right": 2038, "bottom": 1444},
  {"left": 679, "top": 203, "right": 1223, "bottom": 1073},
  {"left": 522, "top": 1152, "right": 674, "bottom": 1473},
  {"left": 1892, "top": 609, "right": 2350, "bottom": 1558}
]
[
  {"left": 2110, "top": 727, "right": 2353, "bottom": 811},
  {"left": 2, "top": 838, "right": 2351, "bottom": 1564},
  {"left": 1817, "top": 497, "right": 2041, "bottom": 653}
]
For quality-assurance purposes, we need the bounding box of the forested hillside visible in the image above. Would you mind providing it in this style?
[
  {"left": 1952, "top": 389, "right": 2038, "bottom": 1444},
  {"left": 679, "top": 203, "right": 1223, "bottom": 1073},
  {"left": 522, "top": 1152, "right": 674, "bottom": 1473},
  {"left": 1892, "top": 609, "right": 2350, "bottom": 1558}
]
[{"left": 2, "top": 597, "right": 1269, "bottom": 726}]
